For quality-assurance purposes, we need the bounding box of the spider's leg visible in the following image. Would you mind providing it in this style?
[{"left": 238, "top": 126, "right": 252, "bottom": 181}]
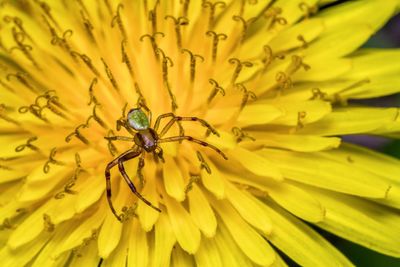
[
  {"left": 160, "top": 116, "right": 218, "bottom": 138},
  {"left": 154, "top": 112, "right": 175, "bottom": 132},
  {"left": 158, "top": 135, "right": 228, "bottom": 160},
  {"left": 118, "top": 154, "right": 161, "bottom": 213},
  {"left": 116, "top": 119, "right": 137, "bottom": 135},
  {"left": 137, "top": 152, "right": 146, "bottom": 187},
  {"left": 104, "top": 136, "right": 134, "bottom": 142},
  {"left": 105, "top": 148, "right": 140, "bottom": 221},
  {"left": 153, "top": 146, "right": 165, "bottom": 163}
]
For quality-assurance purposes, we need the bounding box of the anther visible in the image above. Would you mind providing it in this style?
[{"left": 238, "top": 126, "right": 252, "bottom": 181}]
[
  {"left": 139, "top": 32, "right": 165, "bottom": 60},
  {"left": 18, "top": 104, "right": 48, "bottom": 122},
  {"left": 92, "top": 104, "right": 107, "bottom": 129},
  {"left": 121, "top": 40, "right": 134, "bottom": 77},
  {"left": 165, "top": 15, "right": 189, "bottom": 49},
  {"left": 65, "top": 124, "right": 90, "bottom": 145},
  {"left": 296, "top": 111, "right": 307, "bottom": 129},
  {"left": 10, "top": 28, "right": 39, "bottom": 69},
  {"left": 15, "top": 136, "right": 39, "bottom": 152},
  {"left": 3, "top": 16, "right": 34, "bottom": 43},
  {"left": 43, "top": 148, "right": 65, "bottom": 173},
  {"left": 71, "top": 51, "right": 100, "bottom": 76},
  {"left": 43, "top": 214, "right": 55, "bottom": 232},
  {"left": 229, "top": 58, "right": 253, "bottom": 85},
  {"left": 196, "top": 151, "right": 211, "bottom": 174},
  {"left": 239, "top": 0, "right": 258, "bottom": 16},
  {"left": 185, "top": 173, "right": 201, "bottom": 193},
  {"left": 157, "top": 48, "right": 178, "bottom": 111},
  {"left": 80, "top": 10, "right": 95, "bottom": 42},
  {"left": 182, "top": 49, "right": 204, "bottom": 83},
  {"left": 88, "top": 78, "right": 99, "bottom": 105},
  {"left": 182, "top": 0, "right": 190, "bottom": 18},
  {"left": 299, "top": 2, "right": 318, "bottom": 19},
  {"left": 232, "top": 126, "right": 255, "bottom": 142},
  {"left": 148, "top": 0, "right": 160, "bottom": 34},
  {"left": 0, "top": 218, "right": 15, "bottom": 230},
  {"left": 207, "top": 78, "right": 225, "bottom": 104},
  {"left": 206, "top": 31, "right": 227, "bottom": 63},
  {"left": 101, "top": 57, "right": 119, "bottom": 91},
  {"left": 35, "top": 0, "right": 60, "bottom": 30},
  {"left": 202, "top": 1, "right": 226, "bottom": 30},
  {"left": 111, "top": 4, "right": 127, "bottom": 40},
  {"left": 264, "top": 6, "right": 287, "bottom": 29},
  {"left": 275, "top": 71, "right": 292, "bottom": 92}
]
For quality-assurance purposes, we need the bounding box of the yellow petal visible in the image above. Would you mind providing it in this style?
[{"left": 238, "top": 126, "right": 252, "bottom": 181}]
[
  {"left": 229, "top": 146, "right": 283, "bottom": 181},
  {"left": 299, "top": 107, "right": 399, "bottom": 135},
  {"left": 224, "top": 181, "right": 272, "bottom": 234},
  {"left": 137, "top": 160, "right": 160, "bottom": 232},
  {"left": 152, "top": 213, "right": 177, "bottom": 267},
  {"left": 75, "top": 173, "right": 105, "bottom": 213},
  {"left": 255, "top": 133, "right": 341, "bottom": 152},
  {"left": 171, "top": 245, "right": 195, "bottom": 267},
  {"left": 195, "top": 236, "right": 223, "bottom": 267},
  {"left": 163, "top": 156, "right": 185, "bottom": 201},
  {"left": 69, "top": 242, "right": 100, "bottom": 267},
  {"left": 238, "top": 104, "right": 284, "bottom": 126},
  {"left": 201, "top": 156, "right": 225, "bottom": 199},
  {"left": 188, "top": 185, "right": 217, "bottom": 238},
  {"left": 103, "top": 221, "right": 131, "bottom": 267},
  {"left": 268, "top": 19, "right": 324, "bottom": 52},
  {"left": 260, "top": 148, "right": 391, "bottom": 198},
  {"left": 307, "top": 187, "right": 400, "bottom": 257},
  {"left": 127, "top": 219, "right": 149, "bottom": 267},
  {"left": 261, "top": 199, "right": 354, "bottom": 267},
  {"left": 268, "top": 183, "right": 325, "bottom": 223},
  {"left": 210, "top": 197, "right": 276, "bottom": 266},
  {"left": 164, "top": 194, "right": 201, "bottom": 254}
]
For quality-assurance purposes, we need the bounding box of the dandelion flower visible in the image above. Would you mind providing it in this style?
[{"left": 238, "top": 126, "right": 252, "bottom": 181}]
[{"left": 1, "top": 0, "right": 400, "bottom": 266}]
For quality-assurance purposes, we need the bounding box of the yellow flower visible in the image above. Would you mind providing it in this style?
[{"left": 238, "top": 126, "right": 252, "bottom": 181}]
[{"left": 1, "top": 0, "right": 400, "bottom": 266}]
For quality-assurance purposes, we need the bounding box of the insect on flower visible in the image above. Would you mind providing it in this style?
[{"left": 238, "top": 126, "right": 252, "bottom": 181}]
[{"left": 104, "top": 104, "right": 228, "bottom": 221}]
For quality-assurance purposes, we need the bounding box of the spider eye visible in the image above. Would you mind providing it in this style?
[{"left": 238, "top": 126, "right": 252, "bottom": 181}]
[{"left": 127, "top": 109, "right": 149, "bottom": 130}]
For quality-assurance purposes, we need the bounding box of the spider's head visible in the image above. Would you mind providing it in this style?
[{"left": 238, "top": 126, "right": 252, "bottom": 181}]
[{"left": 127, "top": 108, "right": 150, "bottom": 131}]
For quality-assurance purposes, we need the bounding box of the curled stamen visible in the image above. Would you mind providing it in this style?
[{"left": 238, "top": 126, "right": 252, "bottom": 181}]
[
  {"left": 196, "top": 151, "right": 211, "bottom": 174},
  {"left": 15, "top": 136, "right": 39, "bottom": 152},
  {"left": 119, "top": 205, "right": 138, "bottom": 222},
  {"left": 182, "top": 49, "right": 204, "bottom": 83},
  {"left": 276, "top": 71, "right": 292, "bottom": 92},
  {"left": 165, "top": 15, "right": 189, "bottom": 49},
  {"left": 10, "top": 28, "right": 39, "bottom": 69},
  {"left": 4, "top": 16, "right": 34, "bottom": 43},
  {"left": 297, "top": 35, "right": 308, "bottom": 49},
  {"left": 232, "top": 126, "right": 255, "bottom": 143},
  {"left": 43, "top": 148, "right": 65, "bottom": 173},
  {"left": 202, "top": 1, "right": 226, "bottom": 30},
  {"left": 43, "top": 214, "right": 55, "bottom": 232},
  {"left": 157, "top": 48, "right": 178, "bottom": 111},
  {"left": 139, "top": 32, "right": 165, "bottom": 59},
  {"left": 65, "top": 124, "right": 90, "bottom": 145},
  {"left": 185, "top": 173, "right": 201, "bottom": 193},
  {"left": 299, "top": 2, "right": 318, "bottom": 19},
  {"left": 55, "top": 153, "right": 83, "bottom": 199},
  {"left": 207, "top": 78, "right": 225, "bottom": 104},
  {"left": 36, "top": 0, "right": 60, "bottom": 30},
  {"left": 106, "top": 130, "right": 119, "bottom": 156},
  {"left": 101, "top": 57, "right": 119, "bottom": 91},
  {"left": 235, "top": 83, "right": 257, "bottom": 109},
  {"left": 229, "top": 58, "right": 253, "bottom": 85},
  {"left": 310, "top": 88, "right": 327, "bottom": 100},
  {"left": 232, "top": 15, "right": 255, "bottom": 44},
  {"left": 18, "top": 104, "right": 48, "bottom": 122},
  {"left": 296, "top": 111, "right": 307, "bottom": 129},
  {"left": 287, "top": 55, "right": 310, "bottom": 75},
  {"left": 6, "top": 72, "right": 38, "bottom": 93},
  {"left": 206, "top": 31, "right": 227, "bottom": 63},
  {"left": 0, "top": 218, "right": 15, "bottom": 230},
  {"left": 111, "top": 3, "right": 127, "bottom": 39},
  {"left": 264, "top": 6, "right": 287, "bottom": 29},
  {"left": 92, "top": 104, "right": 107, "bottom": 129},
  {"left": 71, "top": 51, "right": 100, "bottom": 76}
]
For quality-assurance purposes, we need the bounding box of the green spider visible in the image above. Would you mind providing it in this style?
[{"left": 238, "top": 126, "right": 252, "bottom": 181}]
[{"left": 104, "top": 106, "right": 227, "bottom": 221}]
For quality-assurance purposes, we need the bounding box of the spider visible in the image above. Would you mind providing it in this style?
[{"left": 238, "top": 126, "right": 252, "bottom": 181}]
[{"left": 104, "top": 105, "right": 228, "bottom": 221}]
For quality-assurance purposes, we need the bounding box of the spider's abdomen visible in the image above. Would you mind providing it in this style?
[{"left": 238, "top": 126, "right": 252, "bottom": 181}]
[{"left": 134, "top": 129, "right": 158, "bottom": 152}]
